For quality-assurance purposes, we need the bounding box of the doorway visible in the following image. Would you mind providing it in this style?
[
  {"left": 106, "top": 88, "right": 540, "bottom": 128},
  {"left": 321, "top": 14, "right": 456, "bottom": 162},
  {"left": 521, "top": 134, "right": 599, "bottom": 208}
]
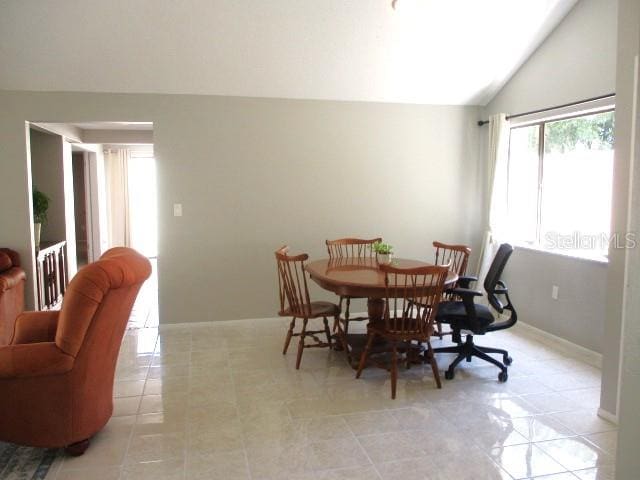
[
  {"left": 25, "top": 122, "right": 158, "bottom": 322},
  {"left": 127, "top": 149, "right": 158, "bottom": 258},
  {"left": 103, "top": 145, "right": 158, "bottom": 327},
  {"left": 71, "top": 152, "right": 89, "bottom": 267}
]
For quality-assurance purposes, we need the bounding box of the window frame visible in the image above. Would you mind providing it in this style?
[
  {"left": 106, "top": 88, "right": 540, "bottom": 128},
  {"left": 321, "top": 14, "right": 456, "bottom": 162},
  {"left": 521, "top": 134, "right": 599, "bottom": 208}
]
[{"left": 506, "top": 106, "right": 615, "bottom": 262}]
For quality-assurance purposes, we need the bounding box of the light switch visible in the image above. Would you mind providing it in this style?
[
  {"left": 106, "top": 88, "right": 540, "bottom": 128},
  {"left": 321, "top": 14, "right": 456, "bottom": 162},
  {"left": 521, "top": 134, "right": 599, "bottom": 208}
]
[
  {"left": 173, "top": 203, "right": 183, "bottom": 217},
  {"left": 551, "top": 285, "right": 559, "bottom": 300}
]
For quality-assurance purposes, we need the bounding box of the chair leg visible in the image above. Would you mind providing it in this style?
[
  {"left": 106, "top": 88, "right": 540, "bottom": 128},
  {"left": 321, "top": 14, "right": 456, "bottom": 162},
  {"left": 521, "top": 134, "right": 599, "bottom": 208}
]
[
  {"left": 282, "top": 317, "right": 296, "bottom": 355},
  {"left": 343, "top": 297, "right": 351, "bottom": 336},
  {"left": 336, "top": 316, "right": 352, "bottom": 364},
  {"left": 436, "top": 321, "right": 443, "bottom": 339},
  {"left": 476, "top": 346, "right": 508, "bottom": 355},
  {"left": 472, "top": 347, "right": 507, "bottom": 371},
  {"left": 333, "top": 297, "right": 344, "bottom": 332},
  {"left": 295, "top": 318, "right": 308, "bottom": 369},
  {"left": 390, "top": 342, "right": 398, "bottom": 399},
  {"left": 356, "top": 332, "right": 375, "bottom": 378},
  {"left": 444, "top": 352, "right": 467, "bottom": 379},
  {"left": 425, "top": 340, "right": 442, "bottom": 389},
  {"left": 433, "top": 345, "right": 463, "bottom": 354},
  {"left": 323, "top": 316, "right": 332, "bottom": 347},
  {"left": 476, "top": 345, "right": 512, "bottom": 364},
  {"left": 436, "top": 334, "right": 510, "bottom": 380}
]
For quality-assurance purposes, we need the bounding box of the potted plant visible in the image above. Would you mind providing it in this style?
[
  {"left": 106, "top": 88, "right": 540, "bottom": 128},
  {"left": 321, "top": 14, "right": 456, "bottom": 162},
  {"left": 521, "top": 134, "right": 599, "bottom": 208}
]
[
  {"left": 32, "top": 187, "right": 50, "bottom": 248},
  {"left": 373, "top": 241, "right": 393, "bottom": 265}
]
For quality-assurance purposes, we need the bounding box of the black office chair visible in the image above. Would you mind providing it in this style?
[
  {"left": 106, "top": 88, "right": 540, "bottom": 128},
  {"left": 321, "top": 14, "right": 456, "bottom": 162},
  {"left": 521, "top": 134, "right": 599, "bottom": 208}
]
[{"left": 433, "top": 243, "right": 517, "bottom": 382}]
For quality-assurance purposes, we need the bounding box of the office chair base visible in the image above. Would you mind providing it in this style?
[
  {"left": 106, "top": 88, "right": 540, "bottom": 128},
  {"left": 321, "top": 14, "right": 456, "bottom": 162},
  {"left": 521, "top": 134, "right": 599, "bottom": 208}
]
[{"left": 435, "top": 335, "right": 511, "bottom": 382}]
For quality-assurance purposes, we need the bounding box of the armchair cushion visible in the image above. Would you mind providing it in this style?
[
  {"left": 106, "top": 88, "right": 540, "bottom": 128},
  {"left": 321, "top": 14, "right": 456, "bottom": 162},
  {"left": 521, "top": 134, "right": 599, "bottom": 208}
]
[
  {"left": 436, "top": 300, "right": 495, "bottom": 330},
  {"left": 0, "top": 342, "right": 74, "bottom": 378},
  {"left": 0, "top": 267, "right": 25, "bottom": 293},
  {"left": 0, "top": 249, "right": 26, "bottom": 346},
  {"left": 0, "top": 252, "right": 11, "bottom": 272},
  {"left": 12, "top": 311, "right": 59, "bottom": 345},
  {"left": 56, "top": 247, "right": 152, "bottom": 357}
]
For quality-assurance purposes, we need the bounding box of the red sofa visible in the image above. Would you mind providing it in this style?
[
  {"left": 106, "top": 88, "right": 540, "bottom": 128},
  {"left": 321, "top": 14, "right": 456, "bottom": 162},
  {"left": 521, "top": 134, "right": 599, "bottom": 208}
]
[{"left": 0, "top": 248, "right": 26, "bottom": 345}]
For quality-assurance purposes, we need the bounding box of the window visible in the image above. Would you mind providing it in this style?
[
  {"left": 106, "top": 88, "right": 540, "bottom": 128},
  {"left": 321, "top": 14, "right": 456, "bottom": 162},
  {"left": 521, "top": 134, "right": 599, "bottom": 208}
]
[
  {"left": 128, "top": 148, "right": 158, "bottom": 258},
  {"left": 506, "top": 109, "right": 615, "bottom": 260}
]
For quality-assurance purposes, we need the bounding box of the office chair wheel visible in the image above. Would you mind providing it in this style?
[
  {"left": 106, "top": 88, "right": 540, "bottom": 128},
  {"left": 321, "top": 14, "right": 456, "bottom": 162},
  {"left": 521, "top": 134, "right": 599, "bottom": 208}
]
[
  {"left": 504, "top": 356, "right": 512, "bottom": 366},
  {"left": 498, "top": 370, "right": 508, "bottom": 382},
  {"left": 444, "top": 370, "right": 455, "bottom": 380}
]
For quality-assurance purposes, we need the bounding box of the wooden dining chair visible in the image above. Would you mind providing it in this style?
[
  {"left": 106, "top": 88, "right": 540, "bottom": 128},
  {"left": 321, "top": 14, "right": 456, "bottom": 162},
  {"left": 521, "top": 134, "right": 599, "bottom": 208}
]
[
  {"left": 432, "top": 241, "right": 471, "bottom": 337},
  {"left": 275, "top": 246, "right": 341, "bottom": 369},
  {"left": 325, "top": 237, "right": 382, "bottom": 335},
  {"left": 355, "top": 263, "right": 449, "bottom": 399}
]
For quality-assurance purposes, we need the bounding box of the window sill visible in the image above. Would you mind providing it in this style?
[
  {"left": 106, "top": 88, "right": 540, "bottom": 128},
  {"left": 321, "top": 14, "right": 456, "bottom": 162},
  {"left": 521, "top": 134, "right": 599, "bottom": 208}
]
[{"left": 512, "top": 242, "right": 609, "bottom": 265}]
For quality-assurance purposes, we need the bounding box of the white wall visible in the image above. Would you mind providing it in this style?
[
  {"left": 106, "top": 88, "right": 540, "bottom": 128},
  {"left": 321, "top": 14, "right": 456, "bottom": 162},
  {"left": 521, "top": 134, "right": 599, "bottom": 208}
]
[
  {"left": 82, "top": 130, "right": 153, "bottom": 145},
  {"left": 611, "top": 2, "right": 640, "bottom": 473},
  {"left": 29, "top": 129, "right": 67, "bottom": 243},
  {"left": 0, "top": 91, "right": 482, "bottom": 323},
  {"left": 483, "top": 0, "right": 619, "bottom": 411},
  {"left": 505, "top": 249, "right": 608, "bottom": 353},
  {"left": 486, "top": 0, "right": 617, "bottom": 115},
  {"left": 0, "top": 0, "right": 576, "bottom": 106},
  {"left": 616, "top": 0, "right": 640, "bottom": 472},
  {"left": 62, "top": 140, "right": 77, "bottom": 277}
]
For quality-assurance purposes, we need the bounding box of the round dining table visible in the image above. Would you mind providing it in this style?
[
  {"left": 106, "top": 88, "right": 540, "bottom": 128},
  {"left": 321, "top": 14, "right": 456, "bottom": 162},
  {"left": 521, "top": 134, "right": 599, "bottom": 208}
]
[
  {"left": 305, "top": 256, "right": 458, "bottom": 322},
  {"left": 306, "top": 257, "right": 458, "bottom": 366}
]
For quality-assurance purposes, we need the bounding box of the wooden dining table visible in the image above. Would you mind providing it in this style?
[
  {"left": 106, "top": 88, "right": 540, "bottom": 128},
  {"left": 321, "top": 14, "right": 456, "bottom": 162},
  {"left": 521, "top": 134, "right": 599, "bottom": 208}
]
[{"left": 305, "top": 257, "right": 458, "bottom": 364}]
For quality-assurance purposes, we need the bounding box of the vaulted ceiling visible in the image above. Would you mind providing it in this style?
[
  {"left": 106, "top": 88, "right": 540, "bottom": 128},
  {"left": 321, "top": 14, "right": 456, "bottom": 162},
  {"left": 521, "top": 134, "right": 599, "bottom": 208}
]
[{"left": 0, "top": 0, "right": 578, "bottom": 105}]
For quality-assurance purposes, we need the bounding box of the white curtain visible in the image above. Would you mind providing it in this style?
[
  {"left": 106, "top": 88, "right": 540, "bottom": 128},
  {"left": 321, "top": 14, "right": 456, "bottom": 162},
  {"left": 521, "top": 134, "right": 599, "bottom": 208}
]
[
  {"left": 476, "top": 113, "right": 511, "bottom": 282},
  {"left": 104, "top": 148, "right": 132, "bottom": 248}
]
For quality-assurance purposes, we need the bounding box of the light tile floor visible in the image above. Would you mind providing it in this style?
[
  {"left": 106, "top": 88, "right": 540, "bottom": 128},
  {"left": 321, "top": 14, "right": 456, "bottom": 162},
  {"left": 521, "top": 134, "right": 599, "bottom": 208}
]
[{"left": 44, "top": 313, "right": 617, "bottom": 480}]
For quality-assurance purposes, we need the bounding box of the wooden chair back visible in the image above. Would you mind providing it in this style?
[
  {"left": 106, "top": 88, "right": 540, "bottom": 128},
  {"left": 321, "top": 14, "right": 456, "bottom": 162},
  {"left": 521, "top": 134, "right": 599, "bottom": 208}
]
[
  {"left": 433, "top": 241, "right": 471, "bottom": 276},
  {"left": 326, "top": 238, "right": 382, "bottom": 258},
  {"left": 275, "top": 246, "right": 312, "bottom": 317},
  {"left": 380, "top": 263, "right": 450, "bottom": 339}
]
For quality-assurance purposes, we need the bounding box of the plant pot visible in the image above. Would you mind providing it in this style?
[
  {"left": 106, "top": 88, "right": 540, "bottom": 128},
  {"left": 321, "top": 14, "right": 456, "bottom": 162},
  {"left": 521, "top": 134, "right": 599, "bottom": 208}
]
[
  {"left": 34, "top": 223, "right": 41, "bottom": 249},
  {"left": 377, "top": 253, "right": 391, "bottom": 265}
]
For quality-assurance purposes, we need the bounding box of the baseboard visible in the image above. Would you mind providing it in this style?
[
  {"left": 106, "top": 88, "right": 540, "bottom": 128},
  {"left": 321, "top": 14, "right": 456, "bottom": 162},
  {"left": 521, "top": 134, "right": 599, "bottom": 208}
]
[
  {"left": 157, "top": 317, "right": 601, "bottom": 372},
  {"left": 597, "top": 407, "right": 619, "bottom": 425},
  {"left": 157, "top": 316, "right": 284, "bottom": 330},
  {"left": 514, "top": 321, "right": 602, "bottom": 368},
  {"left": 324, "top": 313, "right": 604, "bottom": 369}
]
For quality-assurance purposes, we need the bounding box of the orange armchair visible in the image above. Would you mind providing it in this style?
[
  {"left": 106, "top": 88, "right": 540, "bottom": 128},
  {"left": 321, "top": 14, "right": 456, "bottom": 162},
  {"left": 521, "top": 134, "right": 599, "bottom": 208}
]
[
  {"left": 0, "top": 247, "right": 151, "bottom": 455},
  {"left": 0, "top": 248, "right": 26, "bottom": 345}
]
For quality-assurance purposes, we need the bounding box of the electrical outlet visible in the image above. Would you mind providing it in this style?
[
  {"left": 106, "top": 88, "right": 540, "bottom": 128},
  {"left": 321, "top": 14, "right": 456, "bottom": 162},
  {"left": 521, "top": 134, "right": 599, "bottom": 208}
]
[
  {"left": 173, "top": 203, "right": 182, "bottom": 217},
  {"left": 552, "top": 285, "right": 559, "bottom": 300}
]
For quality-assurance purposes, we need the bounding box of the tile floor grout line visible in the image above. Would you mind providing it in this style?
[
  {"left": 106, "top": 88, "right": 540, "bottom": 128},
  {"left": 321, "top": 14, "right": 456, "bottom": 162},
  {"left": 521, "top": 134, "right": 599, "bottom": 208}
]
[
  {"left": 227, "top": 351, "right": 252, "bottom": 480},
  {"left": 343, "top": 409, "right": 385, "bottom": 480},
  {"left": 178, "top": 331, "right": 191, "bottom": 480},
  {"left": 40, "top": 317, "right": 615, "bottom": 480},
  {"left": 116, "top": 327, "right": 158, "bottom": 480}
]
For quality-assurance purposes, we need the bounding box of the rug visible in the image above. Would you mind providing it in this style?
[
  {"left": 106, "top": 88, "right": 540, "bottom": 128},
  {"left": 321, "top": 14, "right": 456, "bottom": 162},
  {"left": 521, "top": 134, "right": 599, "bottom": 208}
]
[{"left": 0, "top": 442, "right": 59, "bottom": 480}]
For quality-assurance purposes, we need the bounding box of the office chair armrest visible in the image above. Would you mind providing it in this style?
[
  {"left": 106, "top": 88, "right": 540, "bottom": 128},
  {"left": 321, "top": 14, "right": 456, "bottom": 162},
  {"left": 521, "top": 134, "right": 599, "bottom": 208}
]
[
  {"left": 450, "top": 287, "right": 483, "bottom": 298},
  {"left": 457, "top": 276, "right": 478, "bottom": 288},
  {"left": 494, "top": 280, "right": 509, "bottom": 295}
]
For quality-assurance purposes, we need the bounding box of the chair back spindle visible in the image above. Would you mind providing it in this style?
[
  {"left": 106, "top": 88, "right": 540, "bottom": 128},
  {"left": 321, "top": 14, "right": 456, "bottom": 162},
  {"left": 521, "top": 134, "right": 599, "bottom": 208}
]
[
  {"left": 433, "top": 241, "right": 471, "bottom": 277},
  {"left": 275, "top": 246, "right": 312, "bottom": 317},
  {"left": 380, "top": 264, "right": 450, "bottom": 338},
  {"left": 326, "top": 238, "right": 382, "bottom": 259}
]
